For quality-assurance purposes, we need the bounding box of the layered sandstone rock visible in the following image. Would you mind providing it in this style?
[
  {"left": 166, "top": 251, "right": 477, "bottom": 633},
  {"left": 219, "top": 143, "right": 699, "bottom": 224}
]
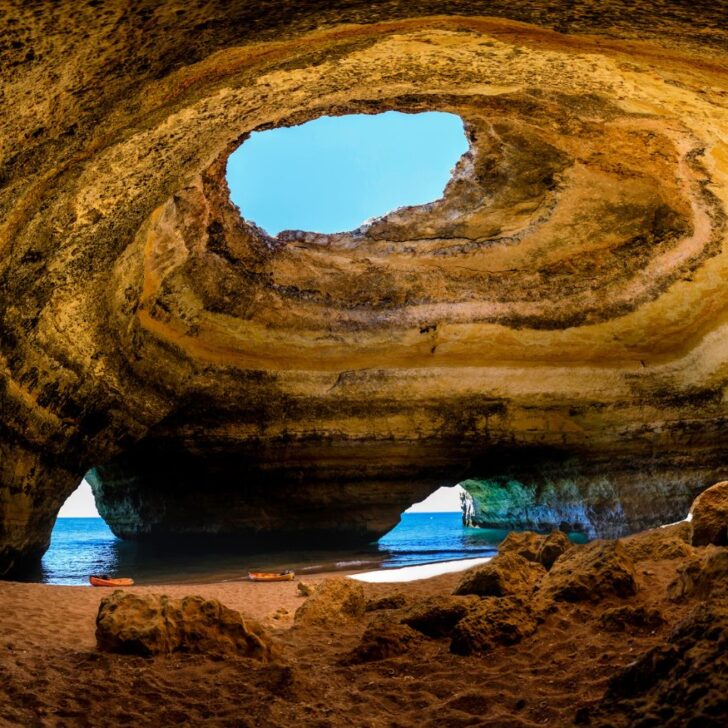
[{"left": 1, "top": 1, "right": 727, "bottom": 574}]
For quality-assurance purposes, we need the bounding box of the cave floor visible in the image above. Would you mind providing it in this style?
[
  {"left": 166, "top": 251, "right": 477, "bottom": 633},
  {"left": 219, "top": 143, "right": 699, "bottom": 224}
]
[{"left": 0, "top": 557, "right": 707, "bottom": 728}]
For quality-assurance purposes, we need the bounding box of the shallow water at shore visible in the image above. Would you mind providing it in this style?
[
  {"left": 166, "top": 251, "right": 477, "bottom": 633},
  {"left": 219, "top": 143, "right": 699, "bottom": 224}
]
[{"left": 36, "top": 513, "right": 510, "bottom": 585}]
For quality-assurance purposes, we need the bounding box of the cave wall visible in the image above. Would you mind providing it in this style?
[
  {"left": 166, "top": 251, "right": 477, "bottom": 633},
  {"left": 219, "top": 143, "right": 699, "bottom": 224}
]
[{"left": 1, "top": 1, "right": 727, "bottom": 575}]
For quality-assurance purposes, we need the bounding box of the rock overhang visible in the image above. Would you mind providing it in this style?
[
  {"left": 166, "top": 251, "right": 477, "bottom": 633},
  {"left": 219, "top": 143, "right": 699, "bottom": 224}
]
[{"left": 0, "top": 2, "right": 726, "bottom": 575}]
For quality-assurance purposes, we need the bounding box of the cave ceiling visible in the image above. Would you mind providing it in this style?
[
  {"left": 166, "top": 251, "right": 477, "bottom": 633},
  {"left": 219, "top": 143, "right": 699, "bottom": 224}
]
[{"left": 0, "top": 1, "right": 726, "bottom": 575}]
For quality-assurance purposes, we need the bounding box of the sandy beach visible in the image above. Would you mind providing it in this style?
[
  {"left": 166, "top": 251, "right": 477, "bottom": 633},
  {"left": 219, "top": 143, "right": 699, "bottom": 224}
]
[{"left": 0, "top": 552, "right": 706, "bottom": 728}]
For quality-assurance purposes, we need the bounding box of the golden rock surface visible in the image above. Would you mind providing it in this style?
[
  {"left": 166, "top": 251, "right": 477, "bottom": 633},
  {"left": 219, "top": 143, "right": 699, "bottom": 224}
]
[{"left": 0, "top": 2, "right": 726, "bottom": 574}]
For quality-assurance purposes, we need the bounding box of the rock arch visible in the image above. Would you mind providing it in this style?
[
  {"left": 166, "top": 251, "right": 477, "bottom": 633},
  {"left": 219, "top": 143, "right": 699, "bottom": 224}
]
[{"left": 1, "top": 1, "right": 726, "bottom": 575}]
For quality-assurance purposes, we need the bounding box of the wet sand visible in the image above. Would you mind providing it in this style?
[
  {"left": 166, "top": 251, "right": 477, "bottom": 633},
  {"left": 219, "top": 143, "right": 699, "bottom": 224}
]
[{"left": 0, "top": 555, "right": 702, "bottom": 728}]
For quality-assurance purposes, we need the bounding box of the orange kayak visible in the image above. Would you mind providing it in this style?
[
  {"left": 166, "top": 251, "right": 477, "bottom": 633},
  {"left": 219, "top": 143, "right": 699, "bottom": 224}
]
[
  {"left": 89, "top": 575, "right": 135, "bottom": 587},
  {"left": 248, "top": 570, "right": 295, "bottom": 582}
]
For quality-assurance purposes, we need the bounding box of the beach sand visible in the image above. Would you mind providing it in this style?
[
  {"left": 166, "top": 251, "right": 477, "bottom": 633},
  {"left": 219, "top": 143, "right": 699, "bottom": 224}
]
[{"left": 0, "top": 553, "right": 703, "bottom": 728}]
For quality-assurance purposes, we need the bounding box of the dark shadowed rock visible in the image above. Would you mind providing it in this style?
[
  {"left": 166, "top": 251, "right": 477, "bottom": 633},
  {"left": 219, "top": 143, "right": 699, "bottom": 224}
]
[
  {"left": 690, "top": 481, "right": 728, "bottom": 547},
  {"left": 541, "top": 540, "right": 638, "bottom": 602},
  {"left": 619, "top": 521, "right": 694, "bottom": 561},
  {"left": 450, "top": 597, "right": 537, "bottom": 656},
  {"left": 365, "top": 594, "right": 407, "bottom": 612},
  {"left": 401, "top": 595, "right": 479, "bottom": 638},
  {"left": 591, "top": 603, "right": 728, "bottom": 728},
  {"left": 453, "top": 553, "right": 545, "bottom": 597},
  {"left": 667, "top": 547, "right": 728, "bottom": 601},
  {"left": 343, "top": 621, "right": 421, "bottom": 664},
  {"left": 294, "top": 577, "right": 366, "bottom": 627},
  {"left": 96, "top": 591, "right": 273, "bottom": 659},
  {"left": 600, "top": 605, "right": 664, "bottom": 633},
  {"left": 536, "top": 530, "right": 574, "bottom": 569}
]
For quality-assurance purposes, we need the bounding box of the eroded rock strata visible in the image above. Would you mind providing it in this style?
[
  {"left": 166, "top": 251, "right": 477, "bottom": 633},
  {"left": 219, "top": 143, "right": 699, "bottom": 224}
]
[{"left": 1, "top": 1, "right": 727, "bottom": 574}]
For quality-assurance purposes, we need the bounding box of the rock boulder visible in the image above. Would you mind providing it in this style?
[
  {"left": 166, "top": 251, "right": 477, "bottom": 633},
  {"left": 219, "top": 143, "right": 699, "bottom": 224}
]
[
  {"left": 293, "top": 577, "right": 366, "bottom": 627},
  {"left": 343, "top": 621, "right": 421, "bottom": 664},
  {"left": 453, "top": 553, "right": 545, "bottom": 598},
  {"left": 401, "top": 595, "right": 479, "bottom": 638},
  {"left": 450, "top": 597, "right": 537, "bottom": 656},
  {"left": 667, "top": 547, "right": 728, "bottom": 602},
  {"left": 96, "top": 591, "right": 273, "bottom": 659},
  {"left": 498, "top": 531, "right": 544, "bottom": 562},
  {"left": 537, "top": 531, "right": 574, "bottom": 569},
  {"left": 689, "top": 481, "right": 728, "bottom": 547},
  {"left": 590, "top": 604, "right": 728, "bottom": 727},
  {"left": 619, "top": 521, "right": 694, "bottom": 561},
  {"left": 498, "top": 530, "right": 573, "bottom": 570},
  {"left": 541, "top": 541, "right": 638, "bottom": 602}
]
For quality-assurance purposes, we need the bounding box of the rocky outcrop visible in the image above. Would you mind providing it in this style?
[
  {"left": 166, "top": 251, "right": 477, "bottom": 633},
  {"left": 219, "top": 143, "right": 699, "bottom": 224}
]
[
  {"left": 541, "top": 541, "right": 638, "bottom": 602},
  {"left": 619, "top": 521, "right": 695, "bottom": 561},
  {"left": 689, "top": 480, "right": 728, "bottom": 546},
  {"left": 667, "top": 547, "right": 728, "bottom": 601},
  {"left": 293, "top": 577, "right": 366, "bottom": 627},
  {"left": 599, "top": 605, "right": 664, "bottom": 634},
  {"left": 498, "top": 529, "right": 573, "bottom": 569},
  {"left": 95, "top": 590, "right": 272, "bottom": 659},
  {"left": 591, "top": 604, "right": 728, "bottom": 728},
  {"left": 450, "top": 597, "right": 537, "bottom": 656},
  {"left": 365, "top": 594, "right": 407, "bottom": 612},
  {"left": 453, "top": 553, "right": 545, "bottom": 597},
  {"left": 343, "top": 621, "right": 421, "bottom": 664},
  {"left": 401, "top": 595, "right": 478, "bottom": 638},
  {"left": 0, "top": 1, "right": 727, "bottom": 574}
]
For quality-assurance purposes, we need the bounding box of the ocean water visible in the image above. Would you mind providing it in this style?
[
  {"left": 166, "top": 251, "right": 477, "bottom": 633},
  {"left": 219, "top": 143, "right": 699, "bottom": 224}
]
[{"left": 38, "top": 513, "right": 508, "bottom": 586}]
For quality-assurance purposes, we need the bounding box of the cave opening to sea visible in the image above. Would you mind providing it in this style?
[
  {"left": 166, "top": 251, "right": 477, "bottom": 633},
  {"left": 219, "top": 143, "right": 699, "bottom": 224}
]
[
  {"left": 41, "top": 479, "right": 510, "bottom": 585},
  {"left": 226, "top": 111, "right": 469, "bottom": 236}
]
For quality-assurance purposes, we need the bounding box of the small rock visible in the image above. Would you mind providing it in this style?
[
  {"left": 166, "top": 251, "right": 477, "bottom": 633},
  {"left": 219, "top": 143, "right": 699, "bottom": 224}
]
[
  {"left": 667, "top": 547, "right": 728, "bottom": 602},
  {"left": 536, "top": 530, "right": 574, "bottom": 569},
  {"left": 365, "top": 594, "right": 407, "bottom": 612},
  {"left": 96, "top": 591, "right": 273, "bottom": 659},
  {"left": 689, "top": 481, "right": 728, "bottom": 546},
  {"left": 600, "top": 605, "right": 664, "bottom": 633},
  {"left": 450, "top": 597, "right": 537, "bottom": 655},
  {"left": 498, "top": 530, "right": 544, "bottom": 561},
  {"left": 541, "top": 540, "right": 638, "bottom": 602},
  {"left": 293, "top": 577, "right": 366, "bottom": 627},
  {"left": 498, "top": 529, "right": 573, "bottom": 570},
  {"left": 453, "top": 552, "right": 545, "bottom": 597},
  {"left": 620, "top": 521, "right": 694, "bottom": 561},
  {"left": 343, "top": 621, "right": 420, "bottom": 664},
  {"left": 401, "top": 595, "right": 478, "bottom": 638},
  {"left": 297, "top": 581, "right": 318, "bottom": 597}
]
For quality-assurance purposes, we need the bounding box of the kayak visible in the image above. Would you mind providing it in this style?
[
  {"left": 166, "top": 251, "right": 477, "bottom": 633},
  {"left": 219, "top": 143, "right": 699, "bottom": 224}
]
[
  {"left": 248, "top": 570, "right": 295, "bottom": 582},
  {"left": 89, "top": 575, "right": 135, "bottom": 587}
]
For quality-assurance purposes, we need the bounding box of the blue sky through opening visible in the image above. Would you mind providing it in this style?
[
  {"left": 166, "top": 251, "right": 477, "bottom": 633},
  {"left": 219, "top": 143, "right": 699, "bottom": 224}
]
[{"left": 226, "top": 111, "right": 468, "bottom": 236}]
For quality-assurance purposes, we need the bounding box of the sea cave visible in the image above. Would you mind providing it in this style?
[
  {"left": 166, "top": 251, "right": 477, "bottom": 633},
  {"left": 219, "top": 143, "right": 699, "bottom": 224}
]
[{"left": 0, "top": 1, "right": 726, "bottom": 726}]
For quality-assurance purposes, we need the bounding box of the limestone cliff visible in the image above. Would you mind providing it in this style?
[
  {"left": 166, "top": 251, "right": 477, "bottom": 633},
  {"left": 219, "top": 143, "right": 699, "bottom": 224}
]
[{"left": 0, "top": 1, "right": 726, "bottom": 575}]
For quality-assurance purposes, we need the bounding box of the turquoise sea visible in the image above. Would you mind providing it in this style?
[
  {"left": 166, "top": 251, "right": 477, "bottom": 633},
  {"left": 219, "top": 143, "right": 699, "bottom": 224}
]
[{"left": 37, "top": 513, "right": 509, "bottom": 586}]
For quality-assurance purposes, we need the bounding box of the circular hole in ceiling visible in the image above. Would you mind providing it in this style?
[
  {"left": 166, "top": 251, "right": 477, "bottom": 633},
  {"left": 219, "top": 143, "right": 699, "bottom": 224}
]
[{"left": 226, "top": 111, "right": 468, "bottom": 237}]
